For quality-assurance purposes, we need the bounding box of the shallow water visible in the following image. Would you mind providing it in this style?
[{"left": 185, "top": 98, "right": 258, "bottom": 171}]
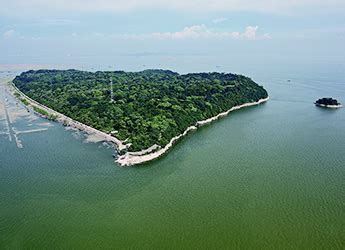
[{"left": 0, "top": 62, "right": 345, "bottom": 249}]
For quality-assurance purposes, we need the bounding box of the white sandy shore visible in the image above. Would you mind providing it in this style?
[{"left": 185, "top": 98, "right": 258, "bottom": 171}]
[
  {"left": 10, "top": 82, "right": 130, "bottom": 151},
  {"left": 117, "top": 97, "right": 269, "bottom": 166},
  {"left": 315, "top": 104, "right": 342, "bottom": 109}
]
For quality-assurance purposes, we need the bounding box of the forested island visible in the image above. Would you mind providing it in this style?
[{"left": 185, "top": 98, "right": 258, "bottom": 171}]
[
  {"left": 315, "top": 98, "right": 342, "bottom": 108},
  {"left": 13, "top": 69, "right": 268, "bottom": 164}
]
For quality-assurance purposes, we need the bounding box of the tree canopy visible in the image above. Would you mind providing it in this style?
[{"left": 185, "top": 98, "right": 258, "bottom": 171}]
[{"left": 14, "top": 69, "right": 268, "bottom": 151}]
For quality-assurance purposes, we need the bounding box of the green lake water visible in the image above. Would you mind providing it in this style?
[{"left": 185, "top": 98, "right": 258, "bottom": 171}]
[{"left": 0, "top": 62, "right": 344, "bottom": 249}]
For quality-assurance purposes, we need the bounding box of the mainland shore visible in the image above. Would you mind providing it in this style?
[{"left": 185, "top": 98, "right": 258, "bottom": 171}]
[{"left": 10, "top": 80, "right": 268, "bottom": 167}]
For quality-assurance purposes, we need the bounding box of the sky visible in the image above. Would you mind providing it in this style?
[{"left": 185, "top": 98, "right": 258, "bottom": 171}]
[{"left": 0, "top": 0, "right": 344, "bottom": 71}]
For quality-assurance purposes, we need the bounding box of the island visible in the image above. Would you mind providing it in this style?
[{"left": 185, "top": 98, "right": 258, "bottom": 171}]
[
  {"left": 315, "top": 98, "right": 342, "bottom": 108},
  {"left": 12, "top": 69, "right": 268, "bottom": 166}
]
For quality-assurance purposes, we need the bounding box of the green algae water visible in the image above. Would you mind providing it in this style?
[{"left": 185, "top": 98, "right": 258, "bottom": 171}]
[{"left": 1, "top": 62, "right": 345, "bottom": 249}]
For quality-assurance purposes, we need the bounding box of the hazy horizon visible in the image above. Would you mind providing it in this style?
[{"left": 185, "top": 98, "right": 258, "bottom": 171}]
[{"left": 1, "top": 0, "right": 345, "bottom": 72}]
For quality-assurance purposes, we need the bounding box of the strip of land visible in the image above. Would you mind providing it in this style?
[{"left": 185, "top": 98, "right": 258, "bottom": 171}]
[{"left": 13, "top": 128, "right": 49, "bottom": 135}]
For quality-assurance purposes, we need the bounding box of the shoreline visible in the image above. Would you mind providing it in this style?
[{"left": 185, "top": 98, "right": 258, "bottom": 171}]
[
  {"left": 117, "top": 97, "right": 269, "bottom": 166},
  {"left": 9, "top": 80, "right": 268, "bottom": 167},
  {"left": 9, "top": 81, "right": 130, "bottom": 151},
  {"left": 315, "top": 103, "right": 342, "bottom": 109}
]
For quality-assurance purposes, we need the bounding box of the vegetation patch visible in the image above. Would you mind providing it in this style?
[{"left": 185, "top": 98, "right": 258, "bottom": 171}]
[
  {"left": 20, "top": 98, "right": 30, "bottom": 106},
  {"left": 14, "top": 69, "right": 268, "bottom": 151},
  {"left": 33, "top": 106, "right": 49, "bottom": 116}
]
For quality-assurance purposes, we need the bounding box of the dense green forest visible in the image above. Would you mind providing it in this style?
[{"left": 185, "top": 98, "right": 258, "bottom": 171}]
[{"left": 13, "top": 69, "right": 268, "bottom": 151}]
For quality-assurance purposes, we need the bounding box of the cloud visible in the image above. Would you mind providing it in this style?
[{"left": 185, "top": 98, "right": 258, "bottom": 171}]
[
  {"left": 212, "top": 17, "right": 228, "bottom": 24},
  {"left": 1, "top": 0, "right": 345, "bottom": 15},
  {"left": 2, "top": 30, "right": 15, "bottom": 39},
  {"left": 241, "top": 26, "right": 272, "bottom": 40},
  {"left": 72, "top": 25, "right": 271, "bottom": 41},
  {"left": 1, "top": 25, "right": 270, "bottom": 41},
  {"left": 151, "top": 25, "right": 270, "bottom": 40},
  {"left": 152, "top": 25, "right": 212, "bottom": 39}
]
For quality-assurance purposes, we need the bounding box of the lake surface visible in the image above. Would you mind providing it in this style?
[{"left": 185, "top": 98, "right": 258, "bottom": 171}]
[{"left": 1, "top": 62, "right": 345, "bottom": 249}]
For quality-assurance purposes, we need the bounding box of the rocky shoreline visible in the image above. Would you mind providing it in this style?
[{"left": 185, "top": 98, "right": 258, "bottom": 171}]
[
  {"left": 315, "top": 103, "right": 343, "bottom": 109},
  {"left": 117, "top": 97, "right": 269, "bottom": 166},
  {"left": 10, "top": 80, "right": 268, "bottom": 167}
]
